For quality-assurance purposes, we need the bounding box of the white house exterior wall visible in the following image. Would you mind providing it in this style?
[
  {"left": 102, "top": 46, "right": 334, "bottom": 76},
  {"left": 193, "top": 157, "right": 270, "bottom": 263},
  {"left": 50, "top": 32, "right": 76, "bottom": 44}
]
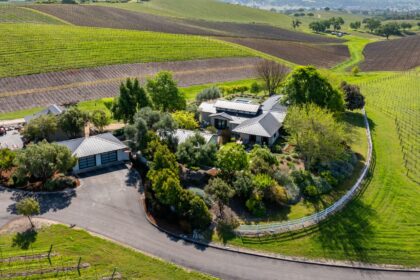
[{"left": 72, "top": 149, "right": 129, "bottom": 174}]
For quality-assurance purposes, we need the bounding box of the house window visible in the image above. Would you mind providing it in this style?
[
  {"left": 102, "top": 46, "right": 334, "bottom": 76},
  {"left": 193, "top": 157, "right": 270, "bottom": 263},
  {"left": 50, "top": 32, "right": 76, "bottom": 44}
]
[
  {"left": 101, "top": 151, "right": 118, "bottom": 164},
  {"left": 214, "top": 119, "right": 227, "bottom": 129},
  {"left": 79, "top": 155, "right": 96, "bottom": 170}
]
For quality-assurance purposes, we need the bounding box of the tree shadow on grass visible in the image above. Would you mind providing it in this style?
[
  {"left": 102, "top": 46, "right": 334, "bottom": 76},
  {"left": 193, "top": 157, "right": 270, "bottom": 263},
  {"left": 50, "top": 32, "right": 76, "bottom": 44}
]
[
  {"left": 316, "top": 198, "right": 377, "bottom": 263},
  {"left": 12, "top": 229, "right": 38, "bottom": 250}
]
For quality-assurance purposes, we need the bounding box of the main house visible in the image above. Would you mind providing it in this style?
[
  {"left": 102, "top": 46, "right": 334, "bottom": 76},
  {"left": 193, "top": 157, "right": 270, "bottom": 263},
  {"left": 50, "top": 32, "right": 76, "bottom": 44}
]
[
  {"left": 198, "top": 95, "right": 287, "bottom": 146},
  {"left": 57, "top": 133, "right": 129, "bottom": 174}
]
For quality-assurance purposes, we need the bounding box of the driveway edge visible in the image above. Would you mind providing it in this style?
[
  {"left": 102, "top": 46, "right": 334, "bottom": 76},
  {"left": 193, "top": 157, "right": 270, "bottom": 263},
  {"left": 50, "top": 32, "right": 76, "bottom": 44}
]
[{"left": 143, "top": 204, "right": 420, "bottom": 273}]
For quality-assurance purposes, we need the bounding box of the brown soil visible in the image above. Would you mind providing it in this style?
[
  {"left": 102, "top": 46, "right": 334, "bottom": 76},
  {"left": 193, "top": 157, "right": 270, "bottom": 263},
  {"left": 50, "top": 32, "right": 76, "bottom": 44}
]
[
  {"left": 360, "top": 35, "right": 420, "bottom": 71},
  {"left": 0, "top": 57, "right": 262, "bottom": 113},
  {"left": 29, "top": 4, "right": 342, "bottom": 43},
  {"left": 222, "top": 37, "right": 350, "bottom": 68}
]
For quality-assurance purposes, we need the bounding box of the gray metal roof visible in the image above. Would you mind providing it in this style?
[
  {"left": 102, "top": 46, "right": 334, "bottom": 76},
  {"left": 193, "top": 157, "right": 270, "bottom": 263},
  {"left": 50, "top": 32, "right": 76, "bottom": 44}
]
[
  {"left": 24, "top": 104, "right": 65, "bottom": 123},
  {"left": 209, "top": 112, "right": 233, "bottom": 120},
  {"left": 57, "top": 133, "right": 127, "bottom": 158},
  {"left": 261, "top": 95, "right": 287, "bottom": 113},
  {"left": 198, "top": 102, "right": 217, "bottom": 114},
  {"left": 233, "top": 111, "right": 286, "bottom": 137},
  {"left": 175, "top": 129, "right": 217, "bottom": 145},
  {"left": 214, "top": 100, "right": 260, "bottom": 113}
]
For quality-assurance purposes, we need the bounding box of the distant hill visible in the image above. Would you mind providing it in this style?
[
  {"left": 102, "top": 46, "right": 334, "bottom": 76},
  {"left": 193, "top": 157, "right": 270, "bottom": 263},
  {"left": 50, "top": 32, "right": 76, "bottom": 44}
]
[{"left": 224, "top": 0, "right": 420, "bottom": 11}]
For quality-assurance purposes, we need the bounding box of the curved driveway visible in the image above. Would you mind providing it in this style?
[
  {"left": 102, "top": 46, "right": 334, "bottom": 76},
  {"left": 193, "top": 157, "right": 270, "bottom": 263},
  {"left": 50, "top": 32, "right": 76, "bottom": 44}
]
[{"left": 0, "top": 165, "right": 418, "bottom": 280}]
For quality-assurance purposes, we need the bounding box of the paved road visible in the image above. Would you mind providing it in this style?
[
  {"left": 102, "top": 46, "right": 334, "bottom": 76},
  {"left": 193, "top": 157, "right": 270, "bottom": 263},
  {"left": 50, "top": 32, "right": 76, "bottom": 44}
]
[{"left": 0, "top": 165, "right": 418, "bottom": 280}]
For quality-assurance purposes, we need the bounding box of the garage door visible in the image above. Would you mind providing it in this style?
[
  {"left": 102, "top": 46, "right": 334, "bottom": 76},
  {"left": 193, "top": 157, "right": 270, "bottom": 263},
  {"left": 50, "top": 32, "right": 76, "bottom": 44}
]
[
  {"left": 79, "top": 155, "right": 96, "bottom": 170},
  {"left": 101, "top": 151, "right": 118, "bottom": 164}
]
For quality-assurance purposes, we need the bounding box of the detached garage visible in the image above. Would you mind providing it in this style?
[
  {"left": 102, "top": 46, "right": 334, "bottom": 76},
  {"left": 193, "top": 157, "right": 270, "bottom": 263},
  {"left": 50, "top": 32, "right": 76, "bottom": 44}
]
[{"left": 57, "top": 133, "right": 129, "bottom": 174}]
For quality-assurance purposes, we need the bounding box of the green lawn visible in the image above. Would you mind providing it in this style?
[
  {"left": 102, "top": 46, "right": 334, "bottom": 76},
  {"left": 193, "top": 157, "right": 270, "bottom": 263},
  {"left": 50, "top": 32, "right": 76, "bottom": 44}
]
[
  {"left": 331, "top": 36, "right": 372, "bottom": 72},
  {"left": 0, "top": 5, "right": 68, "bottom": 25},
  {"left": 95, "top": 0, "right": 293, "bottom": 29},
  {"left": 217, "top": 71, "right": 420, "bottom": 266},
  {"left": 0, "top": 23, "right": 253, "bottom": 78},
  {"left": 0, "top": 224, "right": 215, "bottom": 279}
]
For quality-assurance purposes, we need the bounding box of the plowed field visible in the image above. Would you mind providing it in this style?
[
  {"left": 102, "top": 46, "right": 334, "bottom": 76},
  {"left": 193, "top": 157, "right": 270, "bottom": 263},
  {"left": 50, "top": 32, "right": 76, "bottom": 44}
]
[
  {"left": 0, "top": 57, "right": 262, "bottom": 113},
  {"left": 222, "top": 37, "right": 349, "bottom": 68},
  {"left": 360, "top": 36, "right": 420, "bottom": 71}
]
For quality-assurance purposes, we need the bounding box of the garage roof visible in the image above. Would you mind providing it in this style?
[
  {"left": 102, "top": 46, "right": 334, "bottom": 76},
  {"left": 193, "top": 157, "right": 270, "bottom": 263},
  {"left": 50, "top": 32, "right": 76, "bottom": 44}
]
[{"left": 57, "top": 133, "right": 127, "bottom": 158}]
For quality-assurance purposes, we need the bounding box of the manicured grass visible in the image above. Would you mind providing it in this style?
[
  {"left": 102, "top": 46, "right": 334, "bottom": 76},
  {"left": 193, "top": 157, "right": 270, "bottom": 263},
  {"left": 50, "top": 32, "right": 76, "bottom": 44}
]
[
  {"left": 218, "top": 72, "right": 420, "bottom": 266},
  {"left": 0, "top": 224, "right": 215, "bottom": 279},
  {"left": 0, "top": 23, "right": 253, "bottom": 78},
  {"left": 95, "top": 0, "right": 293, "bottom": 29},
  {"left": 0, "top": 5, "right": 67, "bottom": 25},
  {"left": 331, "top": 36, "right": 372, "bottom": 72}
]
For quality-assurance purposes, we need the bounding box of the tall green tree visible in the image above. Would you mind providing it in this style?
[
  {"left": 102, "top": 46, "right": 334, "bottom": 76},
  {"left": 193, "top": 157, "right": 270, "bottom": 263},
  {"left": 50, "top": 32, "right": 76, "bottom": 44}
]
[
  {"left": 282, "top": 66, "right": 344, "bottom": 112},
  {"left": 111, "top": 78, "right": 151, "bottom": 124},
  {"left": 216, "top": 143, "right": 248, "bottom": 175},
  {"left": 176, "top": 133, "right": 217, "bottom": 168},
  {"left": 16, "top": 198, "right": 40, "bottom": 228},
  {"left": 146, "top": 72, "right": 186, "bottom": 112},
  {"left": 341, "top": 82, "right": 365, "bottom": 110},
  {"left": 205, "top": 177, "right": 235, "bottom": 217},
  {"left": 378, "top": 22, "right": 401, "bottom": 39},
  {"left": 364, "top": 18, "right": 381, "bottom": 32},
  {"left": 89, "top": 110, "right": 110, "bottom": 132},
  {"left": 284, "top": 104, "right": 352, "bottom": 167},
  {"left": 58, "top": 107, "right": 87, "bottom": 138},
  {"left": 22, "top": 115, "right": 58, "bottom": 142},
  {"left": 14, "top": 141, "right": 76, "bottom": 182},
  {"left": 0, "top": 148, "right": 15, "bottom": 178}
]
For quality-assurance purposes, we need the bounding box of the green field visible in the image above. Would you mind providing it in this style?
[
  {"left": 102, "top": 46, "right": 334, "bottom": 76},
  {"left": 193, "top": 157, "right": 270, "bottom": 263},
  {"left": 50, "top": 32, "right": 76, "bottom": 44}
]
[
  {"left": 218, "top": 71, "right": 420, "bottom": 266},
  {"left": 95, "top": 0, "right": 293, "bottom": 29},
  {"left": 0, "top": 225, "right": 214, "bottom": 279},
  {"left": 0, "top": 23, "right": 253, "bottom": 77},
  {"left": 0, "top": 5, "right": 67, "bottom": 25}
]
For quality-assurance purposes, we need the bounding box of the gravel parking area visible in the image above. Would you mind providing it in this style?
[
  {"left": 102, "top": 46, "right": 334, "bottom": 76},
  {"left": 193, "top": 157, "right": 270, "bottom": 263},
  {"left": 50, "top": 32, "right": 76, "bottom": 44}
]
[{"left": 0, "top": 129, "right": 23, "bottom": 150}]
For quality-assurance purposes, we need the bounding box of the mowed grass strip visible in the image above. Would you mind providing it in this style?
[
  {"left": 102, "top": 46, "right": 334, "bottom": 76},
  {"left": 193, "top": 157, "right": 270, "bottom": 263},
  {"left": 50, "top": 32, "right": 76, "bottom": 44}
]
[
  {"left": 0, "top": 225, "right": 215, "bottom": 279},
  {"left": 0, "top": 23, "right": 253, "bottom": 78},
  {"left": 0, "top": 5, "right": 66, "bottom": 25},
  {"left": 219, "top": 72, "right": 420, "bottom": 266}
]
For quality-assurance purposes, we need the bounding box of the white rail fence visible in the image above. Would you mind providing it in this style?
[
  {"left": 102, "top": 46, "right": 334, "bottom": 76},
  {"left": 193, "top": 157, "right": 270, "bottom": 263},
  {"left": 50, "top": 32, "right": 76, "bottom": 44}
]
[{"left": 236, "top": 109, "right": 373, "bottom": 236}]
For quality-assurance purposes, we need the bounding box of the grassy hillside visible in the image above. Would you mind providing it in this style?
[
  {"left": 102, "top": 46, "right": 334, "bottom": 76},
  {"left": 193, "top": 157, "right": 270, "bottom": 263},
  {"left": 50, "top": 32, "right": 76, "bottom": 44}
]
[
  {"left": 220, "top": 71, "right": 420, "bottom": 266},
  {"left": 95, "top": 0, "right": 293, "bottom": 30},
  {"left": 0, "top": 5, "right": 67, "bottom": 24},
  {"left": 0, "top": 23, "right": 253, "bottom": 77},
  {"left": 0, "top": 224, "right": 214, "bottom": 279}
]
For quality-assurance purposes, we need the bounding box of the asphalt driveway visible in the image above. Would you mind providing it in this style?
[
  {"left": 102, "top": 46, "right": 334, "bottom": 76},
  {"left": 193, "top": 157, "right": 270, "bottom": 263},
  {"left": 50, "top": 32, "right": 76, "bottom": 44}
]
[{"left": 0, "top": 165, "right": 418, "bottom": 280}]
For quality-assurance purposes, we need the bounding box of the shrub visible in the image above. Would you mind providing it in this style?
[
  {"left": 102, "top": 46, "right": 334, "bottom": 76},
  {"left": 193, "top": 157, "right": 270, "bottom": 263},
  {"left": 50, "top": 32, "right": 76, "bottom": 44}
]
[
  {"left": 250, "top": 82, "right": 261, "bottom": 93},
  {"left": 196, "top": 86, "right": 221, "bottom": 103},
  {"left": 232, "top": 171, "right": 253, "bottom": 197},
  {"left": 172, "top": 111, "right": 199, "bottom": 130},
  {"left": 245, "top": 192, "right": 266, "bottom": 216},
  {"left": 252, "top": 174, "right": 276, "bottom": 191},
  {"left": 265, "top": 185, "right": 288, "bottom": 205},
  {"left": 205, "top": 126, "right": 217, "bottom": 134},
  {"left": 44, "top": 175, "right": 77, "bottom": 191},
  {"left": 304, "top": 185, "right": 319, "bottom": 197}
]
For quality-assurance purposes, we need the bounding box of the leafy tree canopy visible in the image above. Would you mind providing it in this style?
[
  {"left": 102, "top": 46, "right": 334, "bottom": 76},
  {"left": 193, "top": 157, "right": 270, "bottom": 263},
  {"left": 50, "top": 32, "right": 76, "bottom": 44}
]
[
  {"left": 146, "top": 71, "right": 186, "bottom": 112},
  {"left": 341, "top": 82, "right": 365, "bottom": 110},
  {"left": 14, "top": 141, "right": 76, "bottom": 182},
  {"left": 0, "top": 148, "right": 15, "bottom": 176},
  {"left": 16, "top": 197, "right": 40, "bottom": 228},
  {"left": 58, "top": 107, "right": 87, "bottom": 138},
  {"left": 216, "top": 143, "right": 248, "bottom": 175},
  {"left": 176, "top": 133, "right": 217, "bottom": 168},
  {"left": 22, "top": 115, "right": 58, "bottom": 142},
  {"left": 284, "top": 104, "right": 352, "bottom": 167},
  {"left": 111, "top": 78, "right": 151, "bottom": 124},
  {"left": 89, "top": 110, "right": 110, "bottom": 132},
  {"left": 282, "top": 66, "right": 344, "bottom": 112},
  {"left": 172, "top": 111, "right": 198, "bottom": 130}
]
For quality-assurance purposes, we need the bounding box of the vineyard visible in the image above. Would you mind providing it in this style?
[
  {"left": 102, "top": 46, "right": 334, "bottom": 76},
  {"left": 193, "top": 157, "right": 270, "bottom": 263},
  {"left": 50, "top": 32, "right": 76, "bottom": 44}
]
[
  {"left": 359, "top": 71, "right": 420, "bottom": 184},
  {"left": 0, "top": 6, "right": 65, "bottom": 25},
  {"left": 0, "top": 23, "right": 253, "bottom": 78},
  {"left": 0, "top": 57, "right": 261, "bottom": 113}
]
